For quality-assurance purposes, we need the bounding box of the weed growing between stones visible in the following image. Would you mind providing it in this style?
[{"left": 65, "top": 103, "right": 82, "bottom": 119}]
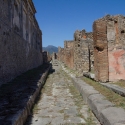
[
  {"left": 62, "top": 70, "right": 97, "bottom": 124},
  {"left": 83, "top": 77, "right": 125, "bottom": 110},
  {"left": 109, "top": 80, "right": 125, "bottom": 88}
]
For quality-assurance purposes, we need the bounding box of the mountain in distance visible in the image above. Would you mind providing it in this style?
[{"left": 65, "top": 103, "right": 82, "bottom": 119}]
[{"left": 42, "top": 45, "right": 58, "bottom": 54}]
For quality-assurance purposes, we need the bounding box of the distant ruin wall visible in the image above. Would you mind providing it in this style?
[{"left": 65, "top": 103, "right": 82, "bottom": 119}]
[
  {"left": 74, "top": 40, "right": 90, "bottom": 73},
  {"left": 58, "top": 47, "right": 65, "bottom": 62},
  {"left": 74, "top": 30, "right": 93, "bottom": 74},
  {"left": 0, "top": 0, "right": 43, "bottom": 85},
  {"left": 58, "top": 29, "right": 93, "bottom": 75},
  {"left": 64, "top": 41, "right": 74, "bottom": 69},
  {"left": 52, "top": 52, "right": 57, "bottom": 60}
]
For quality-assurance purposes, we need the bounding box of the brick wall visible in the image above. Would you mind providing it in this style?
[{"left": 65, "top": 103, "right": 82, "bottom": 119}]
[
  {"left": 93, "top": 19, "right": 109, "bottom": 82},
  {"left": 58, "top": 47, "right": 64, "bottom": 62},
  {"left": 64, "top": 41, "right": 74, "bottom": 69},
  {"left": 93, "top": 15, "right": 125, "bottom": 82},
  {"left": 107, "top": 15, "right": 125, "bottom": 81},
  {"left": 58, "top": 29, "right": 93, "bottom": 75}
]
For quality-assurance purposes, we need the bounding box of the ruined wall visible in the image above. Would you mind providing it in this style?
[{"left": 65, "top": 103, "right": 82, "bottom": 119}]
[
  {"left": 74, "top": 30, "right": 93, "bottom": 74},
  {"left": 93, "top": 19, "right": 108, "bottom": 82},
  {"left": 0, "top": 0, "right": 43, "bottom": 85},
  {"left": 43, "top": 51, "right": 51, "bottom": 63},
  {"left": 107, "top": 15, "right": 125, "bottom": 81},
  {"left": 47, "top": 52, "right": 52, "bottom": 62},
  {"left": 52, "top": 52, "right": 57, "bottom": 60},
  {"left": 74, "top": 29, "right": 93, "bottom": 41},
  {"left": 58, "top": 29, "right": 94, "bottom": 74},
  {"left": 43, "top": 51, "right": 48, "bottom": 63},
  {"left": 58, "top": 47, "right": 64, "bottom": 62},
  {"left": 93, "top": 15, "right": 125, "bottom": 82},
  {"left": 64, "top": 41, "right": 74, "bottom": 69}
]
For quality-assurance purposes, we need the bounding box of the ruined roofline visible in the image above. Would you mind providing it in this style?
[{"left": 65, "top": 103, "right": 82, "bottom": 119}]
[
  {"left": 74, "top": 29, "right": 92, "bottom": 34},
  {"left": 94, "top": 14, "right": 125, "bottom": 22},
  {"left": 58, "top": 46, "right": 64, "bottom": 49},
  {"left": 64, "top": 40, "right": 74, "bottom": 42}
]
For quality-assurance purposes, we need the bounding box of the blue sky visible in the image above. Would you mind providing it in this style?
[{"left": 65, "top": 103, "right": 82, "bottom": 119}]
[{"left": 33, "top": 0, "right": 125, "bottom": 47}]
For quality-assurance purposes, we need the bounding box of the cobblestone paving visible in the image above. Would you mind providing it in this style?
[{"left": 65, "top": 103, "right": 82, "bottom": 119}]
[{"left": 25, "top": 60, "right": 100, "bottom": 125}]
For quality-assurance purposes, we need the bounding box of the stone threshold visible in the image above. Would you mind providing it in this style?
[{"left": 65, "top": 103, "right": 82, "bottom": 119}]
[
  {"left": 0, "top": 64, "right": 51, "bottom": 125},
  {"left": 61, "top": 62, "right": 125, "bottom": 125}
]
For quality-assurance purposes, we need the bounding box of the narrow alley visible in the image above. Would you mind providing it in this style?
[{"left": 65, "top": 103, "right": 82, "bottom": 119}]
[{"left": 25, "top": 60, "right": 100, "bottom": 125}]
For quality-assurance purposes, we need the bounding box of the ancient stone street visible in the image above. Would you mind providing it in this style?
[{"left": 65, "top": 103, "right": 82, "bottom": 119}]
[{"left": 25, "top": 60, "right": 100, "bottom": 125}]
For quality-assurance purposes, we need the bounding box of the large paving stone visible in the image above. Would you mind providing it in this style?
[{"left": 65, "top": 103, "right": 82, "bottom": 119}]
[
  {"left": 64, "top": 116, "right": 86, "bottom": 124},
  {"left": 30, "top": 117, "right": 52, "bottom": 125},
  {"left": 64, "top": 106, "right": 78, "bottom": 116},
  {"left": 100, "top": 107, "right": 125, "bottom": 125},
  {"left": 51, "top": 116, "right": 64, "bottom": 125}
]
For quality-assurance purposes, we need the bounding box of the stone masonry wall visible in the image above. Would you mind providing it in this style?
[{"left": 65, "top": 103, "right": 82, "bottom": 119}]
[
  {"left": 93, "top": 19, "right": 109, "bottom": 82},
  {"left": 58, "top": 29, "right": 93, "bottom": 75},
  {"left": 58, "top": 47, "right": 65, "bottom": 62},
  {"left": 0, "top": 0, "right": 43, "bottom": 85},
  {"left": 107, "top": 15, "right": 125, "bottom": 81},
  {"left": 52, "top": 52, "right": 57, "bottom": 60},
  {"left": 74, "top": 30, "right": 93, "bottom": 74},
  {"left": 64, "top": 41, "right": 74, "bottom": 69},
  {"left": 93, "top": 15, "right": 125, "bottom": 82}
]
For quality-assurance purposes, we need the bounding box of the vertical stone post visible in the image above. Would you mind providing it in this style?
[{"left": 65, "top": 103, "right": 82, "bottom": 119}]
[{"left": 93, "top": 20, "right": 109, "bottom": 82}]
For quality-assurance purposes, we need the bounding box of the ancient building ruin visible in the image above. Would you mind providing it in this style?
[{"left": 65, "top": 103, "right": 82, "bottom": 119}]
[
  {"left": 74, "top": 30, "right": 93, "bottom": 74},
  {"left": 0, "top": 0, "right": 43, "bottom": 85},
  {"left": 64, "top": 40, "right": 74, "bottom": 69},
  {"left": 93, "top": 15, "right": 125, "bottom": 82},
  {"left": 58, "top": 47, "right": 64, "bottom": 62},
  {"left": 58, "top": 30, "right": 94, "bottom": 74},
  {"left": 43, "top": 51, "right": 51, "bottom": 63},
  {"left": 52, "top": 52, "right": 57, "bottom": 61}
]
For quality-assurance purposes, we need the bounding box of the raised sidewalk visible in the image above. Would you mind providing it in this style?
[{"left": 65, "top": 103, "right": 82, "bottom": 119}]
[{"left": 61, "top": 63, "right": 125, "bottom": 125}]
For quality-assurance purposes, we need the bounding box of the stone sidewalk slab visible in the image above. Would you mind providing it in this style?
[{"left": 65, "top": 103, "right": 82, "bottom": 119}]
[{"left": 100, "top": 82, "right": 125, "bottom": 97}]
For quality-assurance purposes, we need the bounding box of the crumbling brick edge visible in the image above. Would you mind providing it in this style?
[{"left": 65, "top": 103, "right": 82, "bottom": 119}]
[
  {"left": 61, "top": 63, "right": 125, "bottom": 125},
  {"left": 13, "top": 66, "right": 51, "bottom": 125}
]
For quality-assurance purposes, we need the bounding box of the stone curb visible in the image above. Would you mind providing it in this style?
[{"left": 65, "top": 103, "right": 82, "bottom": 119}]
[
  {"left": 72, "top": 77, "right": 125, "bottom": 125},
  {"left": 61, "top": 64, "right": 125, "bottom": 125},
  {"left": 100, "top": 82, "right": 125, "bottom": 97},
  {"left": 13, "top": 66, "right": 50, "bottom": 125},
  {"left": 83, "top": 71, "right": 125, "bottom": 97}
]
